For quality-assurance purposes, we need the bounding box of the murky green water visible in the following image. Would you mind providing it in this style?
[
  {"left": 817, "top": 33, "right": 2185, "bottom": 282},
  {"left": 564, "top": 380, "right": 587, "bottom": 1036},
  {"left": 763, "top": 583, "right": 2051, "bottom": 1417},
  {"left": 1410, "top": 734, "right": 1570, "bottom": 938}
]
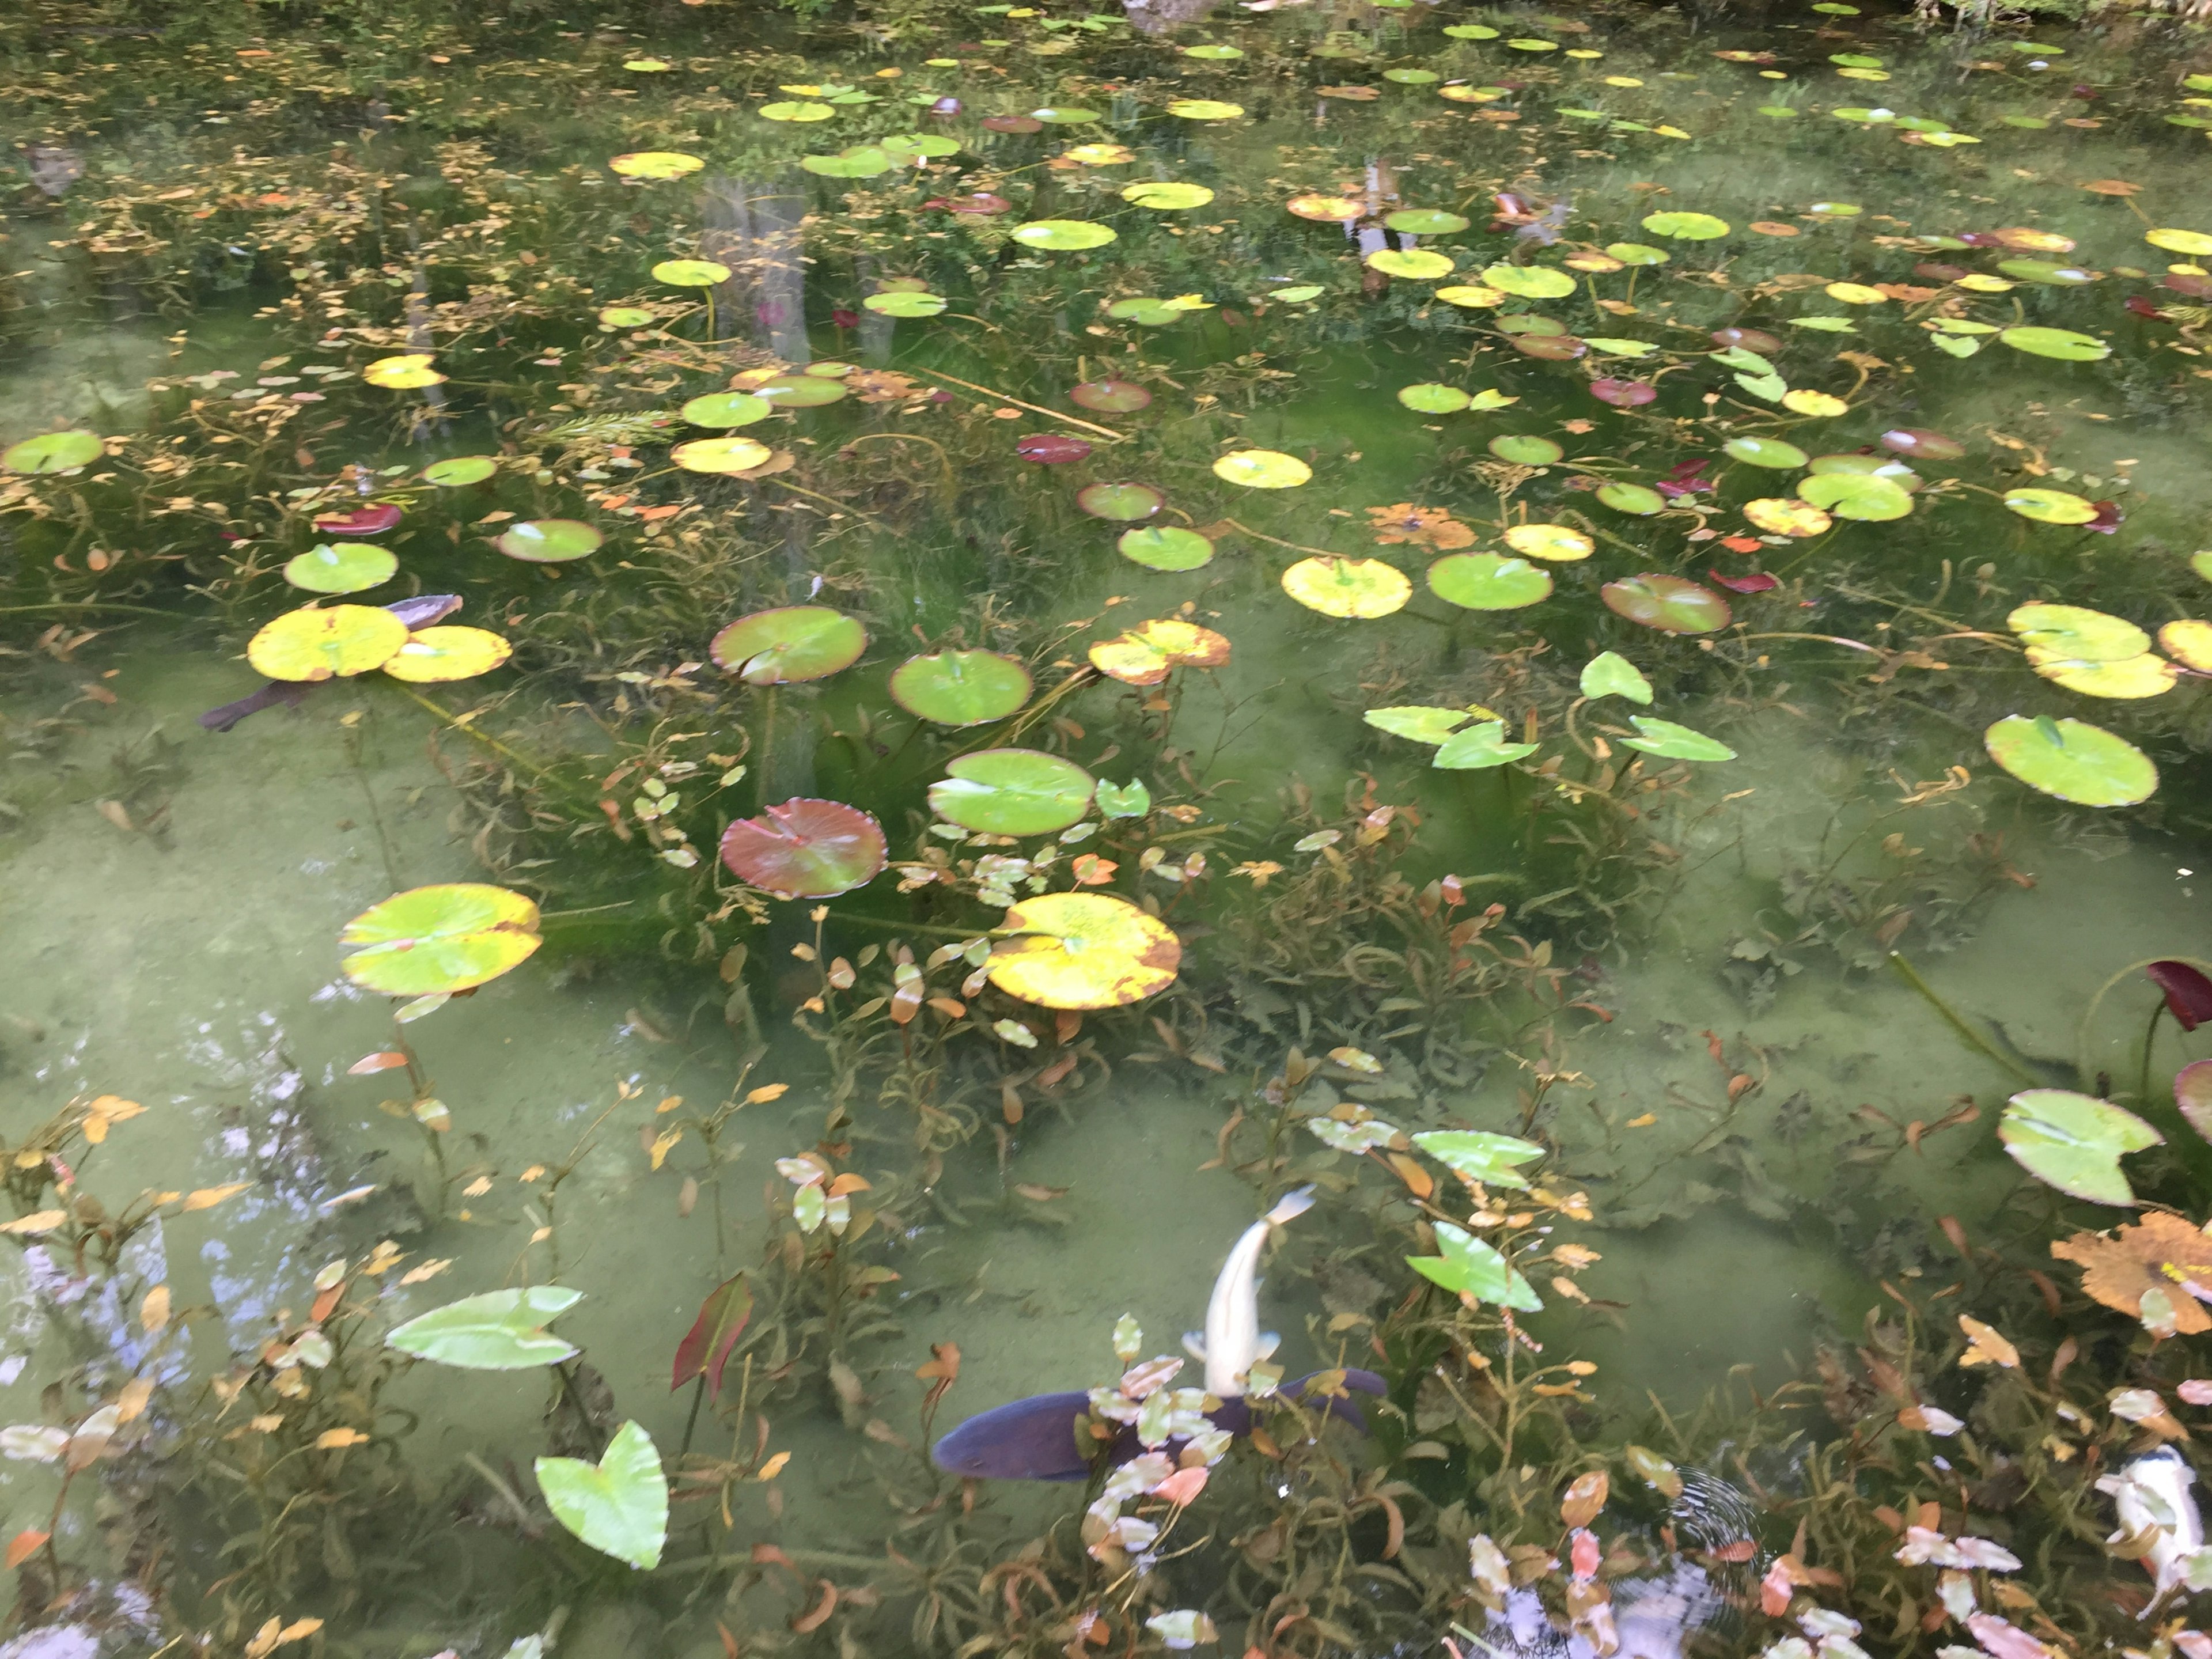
[{"left": 7, "top": 0, "right": 2212, "bottom": 1653}]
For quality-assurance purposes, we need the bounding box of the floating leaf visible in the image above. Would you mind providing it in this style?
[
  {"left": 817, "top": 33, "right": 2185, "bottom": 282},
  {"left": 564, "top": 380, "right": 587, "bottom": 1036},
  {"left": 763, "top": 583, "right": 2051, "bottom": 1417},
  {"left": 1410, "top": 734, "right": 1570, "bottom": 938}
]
[
  {"left": 673, "top": 437, "right": 776, "bottom": 475},
  {"left": 862, "top": 290, "right": 946, "bottom": 317},
  {"left": 1089, "top": 619, "right": 1232, "bottom": 685},
  {"left": 1984, "top": 714, "right": 2156, "bottom": 806},
  {"left": 1619, "top": 716, "right": 1735, "bottom": 761},
  {"left": 1412, "top": 1130, "right": 1546, "bottom": 1189},
  {"left": 340, "top": 883, "right": 543, "bottom": 994},
  {"left": 1213, "top": 450, "right": 1311, "bottom": 488},
  {"left": 1596, "top": 482, "right": 1665, "bottom": 516},
  {"left": 680, "top": 392, "right": 772, "bottom": 429},
  {"left": 2146, "top": 228, "right": 2212, "bottom": 256},
  {"left": 1601, "top": 575, "right": 1731, "bottom": 634},
  {"left": 1077, "top": 482, "right": 1165, "bottom": 521},
  {"left": 710, "top": 606, "right": 866, "bottom": 685},
  {"left": 1366, "top": 249, "right": 1456, "bottom": 281},
  {"left": 1122, "top": 181, "right": 1214, "bottom": 210},
  {"left": 2008, "top": 602, "right": 2149, "bottom": 662},
  {"left": 1118, "top": 526, "right": 1214, "bottom": 571},
  {"left": 1165, "top": 99, "right": 1243, "bottom": 120},
  {"left": 1069, "top": 380, "right": 1152, "bottom": 413},
  {"left": 1798, "top": 473, "right": 1912, "bottom": 521},
  {"left": 2003, "top": 487, "right": 2100, "bottom": 525},
  {"left": 1012, "top": 219, "right": 1117, "bottom": 250},
  {"left": 1641, "top": 211, "right": 1730, "bottom": 241},
  {"left": 988, "top": 893, "right": 1181, "bottom": 1008},
  {"left": 652, "top": 259, "right": 732, "bottom": 287},
  {"left": 389, "top": 1286, "right": 583, "bottom": 1369},
  {"left": 1399, "top": 384, "right": 1473, "bottom": 414},
  {"left": 755, "top": 374, "right": 846, "bottom": 407},
  {"left": 249, "top": 605, "right": 408, "bottom": 681},
  {"left": 1408, "top": 1222, "right": 1543, "bottom": 1310},
  {"left": 889, "top": 650, "right": 1032, "bottom": 725},
  {"left": 1743, "top": 498, "right": 1832, "bottom": 537},
  {"left": 1580, "top": 652, "right": 1652, "bottom": 703},
  {"left": 610, "top": 151, "right": 705, "bottom": 179},
  {"left": 1385, "top": 208, "right": 1471, "bottom": 234},
  {"left": 1724, "top": 436, "right": 1809, "bottom": 470},
  {"left": 2, "top": 430, "right": 102, "bottom": 474},
  {"left": 497, "top": 520, "right": 604, "bottom": 562},
  {"left": 285, "top": 543, "right": 396, "bottom": 595},
  {"left": 1481, "top": 263, "right": 1576, "bottom": 299},
  {"left": 1094, "top": 779, "right": 1152, "bottom": 819},
  {"left": 1427, "top": 553, "right": 1552, "bottom": 611},
  {"left": 1433, "top": 722, "right": 1539, "bottom": 770},
  {"left": 422, "top": 456, "right": 499, "bottom": 486},
  {"left": 1282, "top": 556, "right": 1412, "bottom": 619},
  {"left": 2158, "top": 620, "right": 2212, "bottom": 673},
  {"left": 1998, "top": 325, "right": 2110, "bottom": 362},
  {"left": 930, "top": 749, "right": 1096, "bottom": 835},
  {"left": 1998, "top": 1090, "right": 2161, "bottom": 1206},
  {"left": 719, "top": 799, "right": 887, "bottom": 898},
  {"left": 1489, "top": 435, "right": 1563, "bottom": 465},
  {"left": 363, "top": 354, "right": 444, "bottom": 389},
  {"left": 381, "top": 627, "right": 513, "bottom": 684},
  {"left": 536, "top": 1420, "right": 668, "bottom": 1571},
  {"left": 1365, "top": 706, "right": 1487, "bottom": 744}
]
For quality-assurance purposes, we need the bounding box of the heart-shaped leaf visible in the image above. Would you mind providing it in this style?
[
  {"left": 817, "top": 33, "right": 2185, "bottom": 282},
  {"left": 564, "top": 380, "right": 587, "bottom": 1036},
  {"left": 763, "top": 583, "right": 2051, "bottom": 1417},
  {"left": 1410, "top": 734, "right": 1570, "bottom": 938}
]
[
  {"left": 388, "top": 1286, "right": 584, "bottom": 1369},
  {"left": 1407, "top": 1222, "right": 1543, "bottom": 1310},
  {"left": 536, "top": 1419, "right": 668, "bottom": 1570},
  {"left": 1412, "top": 1130, "right": 1546, "bottom": 1190},
  {"left": 1998, "top": 1090, "right": 2161, "bottom": 1206}
]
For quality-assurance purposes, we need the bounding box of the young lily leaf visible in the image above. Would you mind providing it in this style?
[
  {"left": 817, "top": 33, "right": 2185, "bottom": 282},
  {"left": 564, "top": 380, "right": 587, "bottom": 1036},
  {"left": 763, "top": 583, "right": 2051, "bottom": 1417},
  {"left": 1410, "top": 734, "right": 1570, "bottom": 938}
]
[
  {"left": 1094, "top": 779, "right": 1152, "bottom": 818},
  {"left": 1579, "top": 652, "right": 1652, "bottom": 704},
  {"left": 389, "top": 1286, "right": 584, "bottom": 1369},
  {"left": 1619, "top": 716, "right": 1735, "bottom": 762},
  {"left": 536, "top": 1420, "right": 668, "bottom": 1570},
  {"left": 1407, "top": 1222, "right": 1543, "bottom": 1310},
  {"left": 1998, "top": 1090, "right": 2161, "bottom": 1206},
  {"left": 1412, "top": 1130, "right": 1546, "bottom": 1190},
  {"left": 1433, "top": 722, "right": 1539, "bottom": 770},
  {"left": 1365, "top": 706, "right": 1488, "bottom": 744}
]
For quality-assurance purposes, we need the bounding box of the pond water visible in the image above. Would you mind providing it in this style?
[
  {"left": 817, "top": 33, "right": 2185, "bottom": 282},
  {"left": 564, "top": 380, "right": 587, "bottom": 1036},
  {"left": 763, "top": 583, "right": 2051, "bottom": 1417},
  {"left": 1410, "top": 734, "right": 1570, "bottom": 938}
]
[{"left": 6, "top": 1, "right": 2212, "bottom": 1654}]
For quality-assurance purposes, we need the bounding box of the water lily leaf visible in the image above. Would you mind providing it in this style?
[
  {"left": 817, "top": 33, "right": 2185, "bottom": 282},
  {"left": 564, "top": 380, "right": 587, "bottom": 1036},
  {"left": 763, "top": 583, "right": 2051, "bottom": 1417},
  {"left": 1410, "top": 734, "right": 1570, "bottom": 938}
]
[
  {"left": 1619, "top": 715, "right": 1735, "bottom": 761},
  {"left": 1433, "top": 721, "right": 1539, "bottom": 770},
  {"left": 1489, "top": 434, "right": 1563, "bottom": 465},
  {"left": 1999, "top": 1090, "right": 2161, "bottom": 1206},
  {"left": 862, "top": 290, "right": 946, "bottom": 317},
  {"left": 363, "top": 354, "right": 444, "bottom": 389},
  {"left": 2158, "top": 620, "right": 2212, "bottom": 673},
  {"left": 1385, "top": 208, "right": 1471, "bottom": 234},
  {"left": 536, "top": 1420, "right": 667, "bottom": 1570},
  {"left": 1781, "top": 389, "right": 1850, "bottom": 418},
  {"left": 1998, "top": 326, "right": 2111, "bottom": 361},
  {"left": 1077, "top": 482, "right": 1165, "bottom": 521},
  {"left": 1182, "top": 43, "right": 1244, "bottom": 58},
  {"left": 381, "top": 627, "right": 513, "bottom": 684},
  {"left": 1118, "top": 526, "right": 1214, "bottom": 571},
  {"left": 988, "top": 892, "right": 1181, "bottom": 1008},
  {"left": 2147, "top": 228, "right": 2212, "bottom": 256},
  {"left": 1012, "top": 219, "right": 1118, "bottom": 251},
  {"left": 719, "top": 798, "right": 888, "bottom": 898},
  {"left": 497, "top": 520, "right": 604, "bottom": 562},
  {"left": 1286, "top": 194, "right": 1365, "bottom": 221},
  {"left": 1213, "top": 449, "right": 1310, "bottom": 488},
  {"left": 3, "top": 430, "right": 103, "bottom": 474},
  {"left": 1641, "top": 211, "right": 1730, "bottom": 240},
  {"left": 1580, "top": 652, "right": 1652, "bottom": 703},
  {"left": 2028, "top": 652, "right": 2177, "bottom": 699},
  {"left": 340, "top": 883, "right": 543, "bottom": 994},
  {"left": 760, "top": 101, "right": 835, "bottom": 122},
  {"left": 285, "top": 542, "right": 396, "bottom": 595},
  {"left": 1596, "top": 482, "right": 1666, "bottom": 516},
  {"left": 881, "top": 134, "right": 961, "bottom": 159},
  {"left": 1412, "top": 1130, "right": 1546, "bottom": 1190},
  {"left": 1797, "top": 473, "right": 1912, "bottom": 521},
  {"left": 389, "top": 1286, "right": 583, "bottom": 1369},
  {"left": 890, "top": 650, "right": 1032, "bottom": 725},
  {"left": 755, "top": 374, "right": 846, "bottom": 407},
  {"left": 1399, "top": 383, "right": 1472, "bottom": 413},
  {"left": 1282, "top": 556, "right": 1411, "bottom": 618},
  {"left": 1094, "top": 779, "right": 1151, "bottom": 819},
  {"left": 1984, "top": 714, "right": 2156, "bottom": 806},
  {"left": 422, "top": 456, "right": 499, "bottom": 486},
  {"left": 1602, "top": 574, "right": 1731, "bottom": 634},
  {"left": 1503, "top": 523, "right": 1593, "bottom": 562},
  {"left": 680, "top": 393, "right": 772, "bottom": 429},
  {"left": 2003, "top": 487, "right": 2100, "bottom": 525},
  {"left": 1122, "top": 181, "right": 1213, "bottom": 210},
  {"left": 930, "top": 749, "right": 1096, "bottom": 834},
  {"left": 652, "top": 259, "right": 732, "bottom": 287},
  {"left": 673, "top": 437, "right": 775, "bottom": 474},
  {"left": 1089, "top": 619, "right": 1232, "bottom": 685},
  {"left": 1069, "top": 380, "right": 1152, "bottom": 412},
  {"left": 801, "top": 146, "right": 892, "bottom": 177},
  {"left": 249, "top": 604, "right": 408, "bottom": 681},
  {"left": 1365, "top": 706, "right": 1488, "bottom": 744},
  {"left": 1407, "top": 1222, "right": 1543, "bottom": 1309},
  {"left": 1427, "top": 553, "right": 1552, "bottom": 611},
  {"left": 711, "top": 607, "right": 866, "bottom": 685},
  {"left": 1743, "top": 498, "right": 1832, "bottom": 537},
  {"left": 1165, "top": 99, "right": 1244, "bottom": 120},
  {"left": 1436, "top": 284, "right": 1507, "bottom": 309},
  {"left": 599, "top": 306, "right": 654, "bottom": 328},
  {"left": 1481, "top": 263, "right": 1576, "bottom": 298},
  {"left": 2008, "top": 603, "right": 2147, "bottom": 662},
  {"left": 1365, "top": 249, "right": 1456, "bottom": 281},
  {"left": 1724, "top": 436, "right": 1809, "bottom": 469},
  {"left": 1383, "top": 67, "right": 1440, "bottom": 83}
]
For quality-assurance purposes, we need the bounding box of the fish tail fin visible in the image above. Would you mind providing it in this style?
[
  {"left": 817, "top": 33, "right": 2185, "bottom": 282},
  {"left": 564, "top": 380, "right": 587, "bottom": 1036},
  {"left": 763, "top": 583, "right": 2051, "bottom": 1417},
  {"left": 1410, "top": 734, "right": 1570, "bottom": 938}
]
[
  {"left": 1182, "top": 1331, "right": 1208, "bottom": 1362},
  {"left": 1266, "top": 1184, "right": 1317, "bottom": 1228}
]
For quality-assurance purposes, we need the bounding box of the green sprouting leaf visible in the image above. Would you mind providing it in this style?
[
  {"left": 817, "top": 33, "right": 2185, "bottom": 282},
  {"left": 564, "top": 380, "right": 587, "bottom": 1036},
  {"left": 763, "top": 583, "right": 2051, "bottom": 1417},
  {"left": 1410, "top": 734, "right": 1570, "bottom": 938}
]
[
  {"left": 1433, "top": 721, "right": 1539, "bottom": 770},
  {"left": 1364, "top": 706, "right": 1482, "bottom": 744},
  {"left": 1094, "top": 779, "right": 1152, "bottom": 818},
  {"left": 1579, "top": 652, "right": 1652, "bottom": 704},
  {"left": 388, "top": 1287, "right": 584, "bottom": 1369},
  {"left": 1998, "top": 325, "right": 2111, "bottom": 362},
  {"left": 1998, "top": 1090, "right": 2161, "bottom": 1206},
  {"left": 1618, "top": 715, "right": 1736, "bottom": 762},
  {"left": 535, "top": 1419, "right": 668, "bottom": 1570},
  {"left": 1412, "top": 1130, "right": 1546, "bottom": 1190},
  {"left": 1735, "top": 371, "right": 1789, "bottom": 403},
  {"left": 1931, "top": 333, "right": 1982, "bottom": 359},
  {"left": 2, "top": 430, "right": 103, "bottom": 474},
  {"left": 1788, "top": 316, "right": 1857, "bottom": 333},
  {"left": 1407, "top": 1222, "right": 1544, "bottom": 1310}
]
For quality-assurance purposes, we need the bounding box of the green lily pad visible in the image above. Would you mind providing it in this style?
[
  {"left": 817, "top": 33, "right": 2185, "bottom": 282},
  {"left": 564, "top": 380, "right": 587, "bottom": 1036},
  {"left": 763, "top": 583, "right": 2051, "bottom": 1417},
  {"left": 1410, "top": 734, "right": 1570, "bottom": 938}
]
[
  {"left": 1584, "top": 338, "right": 1658, "bottom": 358},
  {"left": 863, "top": 291, "right": 948, "bottom": 318},
  {"left": 1214, "top": 450, "right": 1310, "bottom": 488},
  {"left": 537, "top": 1419, "right": 668, "bottom": 1571},
  {"left": 802, "top": 146, "right": 893, "bottom": 177},
  {"left": 1012, "top": 219, "right": 1118, "bottom": 251},
  {"left": 1596, "top": 482, "right": 1666, "bottom": 516},
  {"left": 1605, "top": 243, "right": 1671, "bottom": 267},
  {"left": 497, "top": 520, "right": 605, "bottom": 562},
  {"left": 2, "top": 430, "right": 102, "bottom": 474},
  {"left": 1077, "top": 482, "right": 1166, "bottom": 520},
  {"left": 1998, "top": 1089, "right": 2162, "bottom": 1206},
  {"left": 1724, "top": 435, "right": 1809, "bottom": 469},
  {"left": 1998, "top": 326, "right": 2111, "bottom": 362},
  {"left": 340, "top": 882, "right": 543, "bottom": 994},
  {"left": 285, "top": 541, "right": 397, "bottom": 595},
  {"left": 1385, "top": 209, "right": 1470, "bottom": 234},
  {"left": 1094, "top": 779, "right": 1151, "bottom": 818},
  {"left": 756, "top": 374, "right": 848, "bottom": 407},
  {"left": 681, "top": 392, "right": 774, "bottom": 429},
  {"left": 1984, "top": 714, "right": 2157, "bottom": 806},
  {"left": 711, "top": 606, "right": 867, "bottom": 685},
  {"left": 1165, "top": 99, "right": 1244, "bottom": 120},
  {"left": 881, "top": 133, "right": 961, "bottom": 158},
  {"left": 1490, "top": 434, "right": 1563, "bottom": 465},
  {"left": 1182, "top": 43, "right": 1244, "bottom": 58},
  {"left": 1384, "top": 67, "right": 1441, "bottom": 84},
  {"left": 1641, "top": 211, "right": 1730, "bottom": 241},
  {"left": 2008, "top": 603, "right": 2147, "bottom": 662},
  {"left": 929, "top": 748, "right": 1096, "bottom": 835},
  {"left": 1433, "top": 721, "right": 1540, "bottom": 770},
  {"left": 2003, "top": 487, "right": 2100, "bottom": 525},
  {"left": 1033, "top": 106, "right": 1103, "bottom": 122},
  {"left": 421, "top": 456, "right": 499, "bottom": 486},
  {"left": 889, "top": 650, "right": 1033, "bottom": 726},
  {"left": 1122, "top": 181, "right": 1214, "bottom": 210},
  {"left": 1580, "top": 652, "right": 1652, "bottom": 703},
  {"left": 759, "top": 100, "right": 835, "bottom": 122},
  {"left": 1444, "top": 24, "right": 1501, "bottom": 37},
  {"left": 1482, "top": 263, "right": 1577, "bottom": 299},
  {"left": 1412, "top": 1130, "right": 1546, "bottom": 1189},
  {"left": 1998, "top": 259, "right": 2096, "bottom": 286},
  {"left": 652, "top": 259, "right": 732, "bottom": 287},
  {"left": 388, "top": 1286, "right": 584, "bottom": 1369},
  {"left": 1797, "top": 473, "right": 1912, "bottom": 521},
  {"left": 1119, "top": 525, "right": 1215, "bottom": 571},
  {"left": 1602, "top": 574, "right": 1731, "bottom": 634},
  {"left": 1400, "top": 383, "right": 1474, "bottom": 414},
  {"left": 599, "top": 305, "right": 654, "bottom": 328},
  {"left": 1407, "top": 1222, "right": 1543, "bottom": 1309},
  {"left": 1366, "top": 249, "right": 1456, "bottom": 280},
  {"left": 1427, "top": 553, "right": 1553, "bottom": 611},
  {"left": 1619, "top": 715, "right": 1735, "bottom": 761}
]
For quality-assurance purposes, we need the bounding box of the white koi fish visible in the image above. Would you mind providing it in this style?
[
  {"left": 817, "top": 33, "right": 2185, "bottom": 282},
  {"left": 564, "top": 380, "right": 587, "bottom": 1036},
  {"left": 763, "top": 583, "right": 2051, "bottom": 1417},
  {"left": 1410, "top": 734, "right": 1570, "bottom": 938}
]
[
  {"left": 1185, "top": 1185, "right": 1313, "bottom": 1397},
  {"left": 2100, "top": 1447, "right": 2207, "bottom": 1604}
]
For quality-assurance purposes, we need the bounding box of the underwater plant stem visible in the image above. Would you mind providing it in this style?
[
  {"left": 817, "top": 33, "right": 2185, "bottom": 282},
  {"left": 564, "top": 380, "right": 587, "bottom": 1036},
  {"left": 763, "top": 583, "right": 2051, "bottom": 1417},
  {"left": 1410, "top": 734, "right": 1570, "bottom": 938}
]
[
  {"left": 2075, "top": 957, "right": 2212, "bottom": 1096},
  {"left": 0, "top": 603, "right": 183, "bottom": 620},
  {"left": 1885, "top": 951, "right": 2039, "bottom": 1086},
  {"left": 385, "top": 687, "right": 552, "bottom": 778},
  {"left": 1216, "top": 518, "right": 1342, "bottom": 560},
  {"left": 680, "top": 1374, "right": 707, "bottom": 1458},
  {"left": 2141, "top": 1000, "right": 2166, "bottom": 1118},
  {"left": 839, "top": 431, "right": 956, "bottom": 490},
  {"left": 906, "top": 369, "right": 1127, "bottom": 441}
]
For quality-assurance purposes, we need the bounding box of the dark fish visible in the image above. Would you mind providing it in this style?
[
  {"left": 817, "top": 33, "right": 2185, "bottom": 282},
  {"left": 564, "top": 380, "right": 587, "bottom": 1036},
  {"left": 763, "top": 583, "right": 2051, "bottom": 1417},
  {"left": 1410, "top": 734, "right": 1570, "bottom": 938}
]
[
  {"left": 199, "top": 594, "right": 462, "bottom": 732},
  {"left": 931, "top": 1368, "right": 1387, "bottom": 1481}
]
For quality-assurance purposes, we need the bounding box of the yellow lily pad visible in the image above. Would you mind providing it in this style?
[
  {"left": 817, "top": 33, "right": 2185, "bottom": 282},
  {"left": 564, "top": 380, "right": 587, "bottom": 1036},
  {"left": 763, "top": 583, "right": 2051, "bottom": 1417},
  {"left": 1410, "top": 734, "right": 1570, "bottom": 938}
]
[
  {"left": 987, "top": 892, "right": 1181, "bottom": 1009},
  {"left": 363, "top": 354, "right": 445, "bottom": 389},
  {"left": 381, "top": 626, "right": 514, "bottom": 684},
  {"left": 1281, "top": 556, "right": 1412, "bottom": 618},
  {"left": 1088, "top": 619, "right": 1232, "bottom": 686},
  {"left": 248, "top": 605, "right": 410, "bottom": 682}
]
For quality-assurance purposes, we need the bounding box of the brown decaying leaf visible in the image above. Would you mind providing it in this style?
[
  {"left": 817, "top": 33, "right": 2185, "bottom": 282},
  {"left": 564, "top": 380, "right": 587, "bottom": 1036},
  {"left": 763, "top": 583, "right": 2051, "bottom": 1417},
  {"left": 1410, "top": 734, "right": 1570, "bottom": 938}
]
[
  {"left": 4, "top": 1530, "right": 48, "bottom": 1569},
  {"left": 1560, "top": 1469, "right": 1608, "bottom": 1527},
  {"left": 2051, "top": 1212, "right": 2212, "bottom": 1334}
]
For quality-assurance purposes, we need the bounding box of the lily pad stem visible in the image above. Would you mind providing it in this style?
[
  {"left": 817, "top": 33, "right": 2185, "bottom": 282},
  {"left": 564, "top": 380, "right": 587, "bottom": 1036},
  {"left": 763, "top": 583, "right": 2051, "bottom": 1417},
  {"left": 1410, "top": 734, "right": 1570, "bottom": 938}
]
[
  {"left": 1885, "top": 950, "right": 2038, "bottom": 1085},
  {"left": 906, "top": 368, "right": 1127, "bottom": 441}
]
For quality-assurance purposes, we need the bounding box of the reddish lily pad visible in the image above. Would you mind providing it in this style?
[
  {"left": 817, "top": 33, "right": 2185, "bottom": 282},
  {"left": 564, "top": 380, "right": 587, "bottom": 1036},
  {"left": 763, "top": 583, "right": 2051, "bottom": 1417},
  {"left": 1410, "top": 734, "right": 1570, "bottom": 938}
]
[
  {"left": 1601, "top": 574, "right": 1732, "bottom": 634},
  {"left": 1070, "top": 380, "right": 1152, "bottom": 413},
  {"left": 718, "top": 798, "right": 887, "bottom": 899},
  {"left": 315, "top": 503, "right": 404, "bottom": 536},
  {"left": 1884, "top": 427, "right": 1966, "bottom": 462},
  {"left": 1016, "top": 434, "right": 1093, "bottom": 464},
  {"left": 1592, "top": 378, "right": 1657, "bottom": 407}
]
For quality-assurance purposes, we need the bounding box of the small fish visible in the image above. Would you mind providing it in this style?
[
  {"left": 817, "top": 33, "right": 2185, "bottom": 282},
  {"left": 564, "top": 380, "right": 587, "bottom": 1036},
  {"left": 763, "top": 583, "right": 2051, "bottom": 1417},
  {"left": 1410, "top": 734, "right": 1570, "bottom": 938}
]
[
  {"left": 199, "top": 594, "right": 463, "bottom": 732},
  {"left": 2099, "top": 1448, "right": 2203, "bottom": 1604},
  {"left": 1190, "top": 1184, "right": 1312, "bottom": 1397}
]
